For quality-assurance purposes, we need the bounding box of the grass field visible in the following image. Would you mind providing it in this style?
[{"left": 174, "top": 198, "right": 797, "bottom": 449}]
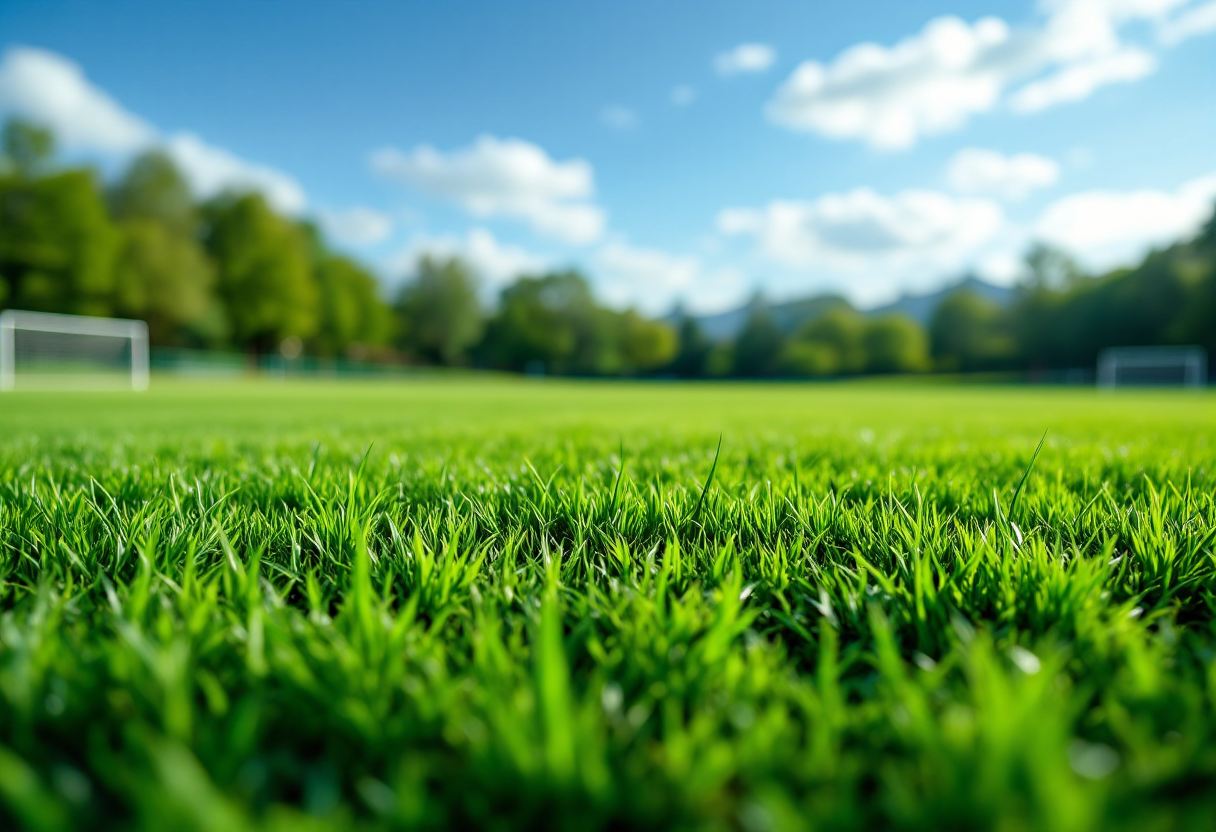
[{"left": 2, "top": 378, "right": 1216, "bottom": 831}]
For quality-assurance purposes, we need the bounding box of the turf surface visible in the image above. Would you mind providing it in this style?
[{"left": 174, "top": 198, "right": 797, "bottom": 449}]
[{"left": 2, "top": 378, "right": 1215, "bottom": 831}]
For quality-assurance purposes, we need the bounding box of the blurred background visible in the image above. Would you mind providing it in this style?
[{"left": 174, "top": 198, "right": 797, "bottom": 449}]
[{"left": 0, "top": 0, "right": 1214, "bottom": 382}]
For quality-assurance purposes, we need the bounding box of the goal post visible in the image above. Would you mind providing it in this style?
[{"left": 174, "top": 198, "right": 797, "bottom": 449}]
[
  {"left": 1097, "top": 345, "right": 1207, "bottom": 389},
  {"left": 0, "top": 310, "right": 149, "bottom": 392}
]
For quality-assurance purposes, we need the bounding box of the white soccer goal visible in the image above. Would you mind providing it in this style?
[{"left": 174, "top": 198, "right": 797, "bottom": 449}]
[
  {"left": 1097, "top": 345, "right": 1207, "bottom": 389},
  {"left": 0, "top": 310, "right": 149, "bottom": 392}
]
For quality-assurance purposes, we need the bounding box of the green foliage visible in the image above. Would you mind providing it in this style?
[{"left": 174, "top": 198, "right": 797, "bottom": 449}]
[
  {"left": 1011, "top": 231, "right": 1216, "bottom": 367},
  {"left": 1, "top": 118, "right": 55, "bottom": 177},
  {"left": 109, "top": 151, "right": 199, "bottom": 238},
  {"left": 930, "top": 290, "right": 1013, "bottom": 371},
  {"left": 395, "top": 256, "right": 483, "bottom": 365},
  {"left": 781, "top": 310, "right": 927, "bottom": 377},
  {"left": 480, "top": 270, "right": 599, "bottom": 373},
  {"left": 731, "top": 306, "right": 785, "bottom": 377},
  {"left": 0, "top": 168, "right": 119, "bottom": 316},
  {"left": 667, "top": 315, "right": 713, "bottom": 378},
  {"left": 778, "top": 340, "right": 838, "bottom": 376},
  {"left": 202, "top": 193, "right": 318, "bottom": 351},
  {"left": 113, "top": 219, "right": 217, "bottom": 344},
  {"left": 2, "top": 381, "right": 1216, "bottom": 829},
  {"left": 616, "top": 310, "right": 678, "bottom": 372},
  {"left": 5, "top": 115, "right": 1216, "bottom": 379},
  {"left": 795, "top": 309, "right": 867, "bottom": 375},
  {"left": 315, "top": 255, "right": 391, "bottom": 357},
  {"left": 478, "top": 270, "right": 670, "bottom": 376},
  {"left": 863, "top": 314, "right": 928, "bottom": 373}
]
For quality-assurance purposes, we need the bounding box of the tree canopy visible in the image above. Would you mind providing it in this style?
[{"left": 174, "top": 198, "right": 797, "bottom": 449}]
[{"left": 3, "top": 115, "right": 1216, "bottom": 380}]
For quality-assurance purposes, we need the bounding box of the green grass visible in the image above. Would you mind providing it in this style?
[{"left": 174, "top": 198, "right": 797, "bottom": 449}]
[{"left": 2, "top": 378, "right": 1216, "bottom": 831}]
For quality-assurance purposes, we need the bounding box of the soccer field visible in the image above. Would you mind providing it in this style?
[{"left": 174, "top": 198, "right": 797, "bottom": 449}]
[{"left": 2, "top": 379, "right": 1215, "bottom": 830}]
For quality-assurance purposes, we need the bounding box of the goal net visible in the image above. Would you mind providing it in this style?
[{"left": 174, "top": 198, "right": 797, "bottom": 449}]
[
  {"left": 1097, "top": 345, "right": 1207, "bottom": 388},
  {"left": 0, "top": 310, "right": 149, "bottom": 392}
]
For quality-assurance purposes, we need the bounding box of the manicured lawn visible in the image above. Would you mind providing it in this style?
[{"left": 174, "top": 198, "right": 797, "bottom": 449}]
[{"left": 2, "top": 378, "right": 1215, "bottom": 830}]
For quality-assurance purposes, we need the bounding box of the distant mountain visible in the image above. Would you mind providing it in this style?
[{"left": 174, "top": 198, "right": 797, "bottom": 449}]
[
  {"left": 685, "top": 294, "right": 851, "bottom": 341},
  {"left": 674, "top": 277, "right": 1014, "bottom": 341},
  {"left": 867, "top": 276, "right": 1015, "bottom": 326}
]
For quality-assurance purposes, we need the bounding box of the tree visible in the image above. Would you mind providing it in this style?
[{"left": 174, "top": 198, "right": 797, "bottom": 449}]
[
  {"left": 667, "top": 314, "right": 713, "bottom": 377},
  {"left": 795, "top": 309, "right": 867, "bottom": 374},
  {"left": 396, "top": 256, "right": 483, "bottom": 365},
  {"left": 617, "top": 310, "right": 677, "bottom": 373},
  {"left": 929, "top": 289, "right": 1013, "bottom": 372},
  {"left": 316, "top": 255, "right": 391, "bottom": 357},
  {"left": 109, "top": 150, "right": 197, "bottom": 237},
  {"left": 107, "top": 150, "right": 219, "bottom": 344},
  {"left": 778, "top": 341, "right": 839, "bottom": 377},
  {"left": 731, "top": 307, "right": 784, "bottom": 377},
  {"left": 478, "top": 270, "right": 607, "bottom": 373},
  {"left": 202, "top": 193, "right": 318, "bottom": 352},
  {"left": 1022, "top": 243, "right": 1084, "bottom": 292},
  {"left": 112, "top": 219, "right": 217, "bottom": 344},
  {"left": 0, "top": 168, "right": 118, "bottom": 316},
  {"left": 864, "top": 315, "right": 929, "bottom": 374},
  {"left": 1, "top": 119, "right": 54, "bottom": 177}
]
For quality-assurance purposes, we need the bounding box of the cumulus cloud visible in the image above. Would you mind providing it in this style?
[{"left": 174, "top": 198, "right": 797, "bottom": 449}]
[
  {"left": 767, "top": 17, "right": 1014, "bottom": 150},
  {"left": 947, "top": 148, "right": 1060, "bottom": 200},
  {"left": 594, "top": 241, "right": 743, "bottom": 312},
  {"left": 1034, "top": 172, "right": 1216, "bottom": 269},
  {"left": 371, "top": 136, "right": 606, "bottom": 245},
  {"left": 1008, "top": 47, "right": 1155, "bottom": 112},
  {"left": 595, "top": 242, "right": 698, "bottom": 307},
  {"left": 767, "top": 0, "right": 1197, "bottom": 149},
  {"left": 718, "top": 188, "right": 1005, "bottom": 274},
  {"left": 166, "top": 133, "right": 306, "bottom": 215},
  {"left": 0, "top": 46, "right": 309, "bottom": 214},
  {"left": 0, "top": 46, "right": 154, "bottom": 152},
  {"left": 1158, "top": 0, "right": 1216, "bottom": 43},
  {"left": 715, "top": 43, "right": 777, "bottom": 75},
  {"left": 319, "top": 207, "right": 394, "bottom": 246},
  {"left": 390, "top": 228, "right": 549, "bottom": 288}
]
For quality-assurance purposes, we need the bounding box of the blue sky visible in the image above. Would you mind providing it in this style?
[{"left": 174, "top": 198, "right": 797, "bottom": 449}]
[{"left": 2, "top": 0, "right": 1215, "bottom": 312}]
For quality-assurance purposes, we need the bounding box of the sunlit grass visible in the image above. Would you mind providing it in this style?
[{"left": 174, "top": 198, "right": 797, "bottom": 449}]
[{"left": 2, "top": 379, "right": 1215, "bottom": 830}]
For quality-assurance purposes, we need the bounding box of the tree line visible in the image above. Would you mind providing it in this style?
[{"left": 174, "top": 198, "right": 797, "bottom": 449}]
[
  {"left": 664, "top": 220, "right": 1215, "bottom": 379},
  {"left": 0, "top": 118, "right": 675, "bottom": 373},
  {"left": 3, "top": 117, "right": 1214, "bottom": 378}
]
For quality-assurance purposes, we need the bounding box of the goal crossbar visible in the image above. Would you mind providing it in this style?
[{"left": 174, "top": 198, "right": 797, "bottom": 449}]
[{"left": 0, "top": 310, "right": 150, "bottom": 392}]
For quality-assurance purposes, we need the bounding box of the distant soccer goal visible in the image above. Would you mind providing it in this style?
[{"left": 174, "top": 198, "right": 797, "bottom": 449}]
[
  {"left": 0, "top": 310, "right": 149, "bottom": 392},
  {"left": 1097, "top": 345, "right": 1207, "bottom": 389}
]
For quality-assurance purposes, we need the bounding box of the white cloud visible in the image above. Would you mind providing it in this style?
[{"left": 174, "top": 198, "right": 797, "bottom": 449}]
[
  {"left": 1034, "top": 172, "right": 1216, "bottom": 268},
  {"left": 715, "top": 43, "right": 777, "bottom": 75},
  {"left": 719, "top": 188, "right": 1005, "bottom": 275},
  {"left": 767, "top": 1, "right": 1190, "bottom": 149},
  {"left": 390, "top": 228, "right": 549, "bottom": 288},
  {"left": 1008, "top": 47, "right": 1155, "bottom": 112},
  {"left": 0, "top": 46, "right": 309, "bottom": 215},
  {"left": 947, "top": 148, "right": 1061, "bottom": 200},
  {"left": 670, "top": 85, "right": 697, "bottom": 106},
  {"left": 319, "top": 207, "right": 394, "bottom": 246},
  {"left": 1158, "top": 0, "right": 1216, "bottom": 43},
  {"left": 371, "top": 136, "right": 606, "bottom": 244},
  {"left": 600, "top": 105, "right": 639, "bottom": 130},
  {"left": 596, "top": 241, "right": 698, "bottom": 307},
  {"left": 767, "top": 17, "right": 1015, "bottom": 149},
  {"left": 0, "top": 46, "right": 154, "bottom": 153},
  {"left": 977, "top": 250, "right": 1025, "bottom": 284},
  {"left": 595, "top": 241, "right": 744, "bottom": 313},
  {"left": 166, "top": 133, "right": 307, "bottom": 215}
]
